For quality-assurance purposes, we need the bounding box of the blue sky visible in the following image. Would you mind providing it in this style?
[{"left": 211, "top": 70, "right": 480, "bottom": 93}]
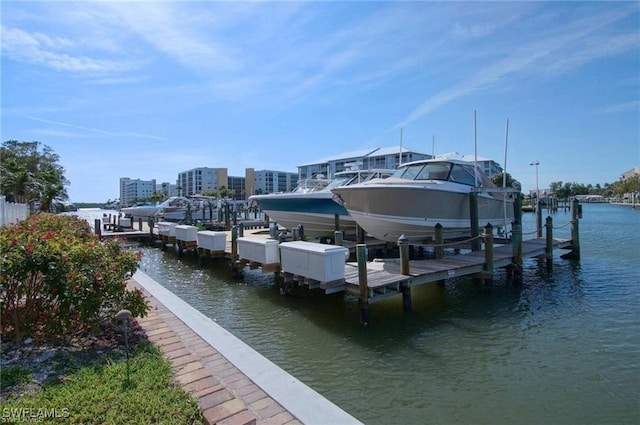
[{"left": 2, "top": 1, "right": 638, "bottom": 203}]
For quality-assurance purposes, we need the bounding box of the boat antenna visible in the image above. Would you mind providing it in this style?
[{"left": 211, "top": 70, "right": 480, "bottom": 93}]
[
  {"left": 432, "top": 134, "right": 435, "bottom": 157},
  {"left": 473, "top": 110, "right": 478, "bottom": 188},
  {"left": 399, "top": 128, "right": 403, "bottom": 167},
  {"left": 503, "top": 118, "right": 509, "bottom": 190},
  {"left": 503, "top": 118, "right": 510, "bottom": 234}
]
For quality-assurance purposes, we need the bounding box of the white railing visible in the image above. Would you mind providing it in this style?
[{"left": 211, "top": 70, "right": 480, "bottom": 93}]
[{"left": 0, "top": 195, "right": 28, "bottom": 227}]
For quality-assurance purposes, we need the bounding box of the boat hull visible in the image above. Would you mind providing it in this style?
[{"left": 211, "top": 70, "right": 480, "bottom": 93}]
[
  {"left": 251, "top": 192, "right": 354, "bottom": 238},
  {"left": 121, "top": 205, "right": 160, "bottom": 219},
  {"left": 333, "top": 184, "right": 513, "bottom": 243}
]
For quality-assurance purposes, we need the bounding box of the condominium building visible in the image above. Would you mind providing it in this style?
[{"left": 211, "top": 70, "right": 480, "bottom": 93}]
[
  {"left": 119, "top": 177, "right": 157, "bottom": 206},
  {"left": 459, "top": 154, "right": 504, "bottom": 178},
  {"left": 177, "top": 167, "right": 228, "bottom": 196},
  {"left": 296, "top": 146, "right": 432, "bottom": 180},
  {"left": 248, "top": 169, "right": 299, "bottom": 195}
]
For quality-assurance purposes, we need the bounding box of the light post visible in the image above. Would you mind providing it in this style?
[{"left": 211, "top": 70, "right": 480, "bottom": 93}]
[
  {"left": 530, "top": 160, "right": 540, "bottom": 202},
  {"left": 530, "top": 160, "right": 542, "bottom": 237}
]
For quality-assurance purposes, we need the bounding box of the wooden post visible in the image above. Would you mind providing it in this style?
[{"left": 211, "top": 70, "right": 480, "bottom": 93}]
[
  {"left": 224, "top": 204, "right": 231, "bottom": 231},
  {"left": 357, "top": 244, "right": 369, "bottom": 327},
  {"left": 567, "top": 198, "right": 581, "bottom": 259},
  {"left": 434, "top": 223, "right": 445, "bottom": 287},
  {"left": 94, "top": 219, "right": 102, "bottom": 239},
  {"left": 545, "top": 215, "right": 553, "bottom": 269},
  {"left": 297, "top": 224, "right": 305, "bottom": 241},
  {"left": 334, "top": 230, "right": 343, "bottom": 246},
  {"left": 230, "top": 225, "right": 242, "bottom": 277},
  {"left": 148, "top": 218, "right": 154, "bottom": 246},
  {"left": 513, "top": 191, "right": 523, "bottom": 224},
  {"left": 511, "top": 219, "right": 523, "bottom": 283},
  {"left": 334, "top": 214, "right": 340, "bottom": 232},
  {"left": 239, "top": 222, "right": 244, "bottom": 238},
  {"left": 434, "top": 223, "right": 444, "bottom": 259},
  {"left": 469, "top": 191, "right": 481, "bottom": 251},
  {"left": 398, "top": 235, "right": 411, "bottom": 312},
  {"left": 484, "top": 223, "right": 494, "bottom": 283},
  {"left": 536, "top": 199, "right": 543, "bottom": 238},
  {"left": 356, "top": 224, "right": 365, "bottom": 245},
  {"left": 231, "top": 225, "right": 238, "bottom": 260},
  {"left": 270, "top": 222, "right": 278, "bottom": 239}
]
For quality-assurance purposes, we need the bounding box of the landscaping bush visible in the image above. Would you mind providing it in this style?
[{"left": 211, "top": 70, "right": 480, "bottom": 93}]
[{"left": 0, "top": 213, "right": 148, "bottom": 343}]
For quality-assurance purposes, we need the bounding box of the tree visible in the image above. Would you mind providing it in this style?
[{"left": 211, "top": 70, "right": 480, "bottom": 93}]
[
  {"left": 1, "top": 141, "right": 69, "bottom": 211},
  {"left": 491, "top": 172, "right": 520, "bottom": 189}
]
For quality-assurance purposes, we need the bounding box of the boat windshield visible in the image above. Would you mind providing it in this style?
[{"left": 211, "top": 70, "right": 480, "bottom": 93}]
[
  {"left": 293, "top": 178, "right": 330, "bottom": 193},
  {"left": 325, "top": 169, "right": 394, "bottom": 190},
  {"left": 325, "top": 175, "right": 357, "bottom": 190},
  {"left": 392, "top": 161, "right": 483, "bottom": 186}
]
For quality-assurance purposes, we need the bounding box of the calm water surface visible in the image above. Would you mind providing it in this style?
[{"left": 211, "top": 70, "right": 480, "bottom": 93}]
[{"left": 82, "top": 204, "right": 639, "bottom": 424}]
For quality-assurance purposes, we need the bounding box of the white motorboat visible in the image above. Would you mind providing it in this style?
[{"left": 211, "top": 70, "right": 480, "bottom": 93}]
[
  {"left": 121, "top": 202, "right": 162, "bottom": 219},
  {"left": 331, "top": 158, "right": 514, "bottom": 243},
  {"left": 153, "top": 196, "right": 216, "bottom": 223},
  {"left": 250, "top": 168, "right": 394, "bottom": 238}
]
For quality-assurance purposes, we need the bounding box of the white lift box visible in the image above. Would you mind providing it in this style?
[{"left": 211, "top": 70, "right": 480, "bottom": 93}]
[
  {"left": 238, "top": 236, "right": 280, "bottom": 264},
  {"left": 279, "top": 241, "right": 348, "bottom": 282},
  {"left": 175, "top": 225, "right": 198, "bottom": 242},
  {"left": 119, "top": 217, "right": 131, "bottom": 228},
  {"left": 197, "top": 231, "right": 227, "bottom": 251},
  {"left": 157, "top": 221, "right": 177, "bottom": 237}
]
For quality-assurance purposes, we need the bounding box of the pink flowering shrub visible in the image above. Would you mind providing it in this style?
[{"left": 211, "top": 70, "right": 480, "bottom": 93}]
[{"left": 0, "top": 213, "right": 148, "bottom": 342}]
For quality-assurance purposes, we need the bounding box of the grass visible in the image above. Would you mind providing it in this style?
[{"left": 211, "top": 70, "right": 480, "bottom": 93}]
[
  {"left": 0, "top": 367, "right": 32, "bottom": 388},
  {"left": 0, "top": 341, "right": 204, "bottom": 424}
]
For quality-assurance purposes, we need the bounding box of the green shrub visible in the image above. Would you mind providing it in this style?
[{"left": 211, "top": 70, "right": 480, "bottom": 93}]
[{"left": 0, "top": 213, "right": 148, "bottom": 342}]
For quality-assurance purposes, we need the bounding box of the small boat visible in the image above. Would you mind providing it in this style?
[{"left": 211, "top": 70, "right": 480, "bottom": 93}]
[
  {"left": 250, "top": 168, "right": 394, "bottom": 238},
  {"left": 153, "top": 196, "right": 215, "bottom": 223},
  {"left": 121, "top": 202, "right": 162, "bottom": 219},
  {"left": 331, "top": 157, "right": 514, "bottom": 243}
]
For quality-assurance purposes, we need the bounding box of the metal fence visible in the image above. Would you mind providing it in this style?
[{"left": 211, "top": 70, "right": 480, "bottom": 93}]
[{"left": 0, "top": 195, "right": 28, "bottom": 227}]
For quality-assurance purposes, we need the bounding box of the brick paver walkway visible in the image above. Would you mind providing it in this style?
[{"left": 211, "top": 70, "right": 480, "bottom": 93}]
[{"left": 129, "top": 280, "right": 302, "bottom": 425}]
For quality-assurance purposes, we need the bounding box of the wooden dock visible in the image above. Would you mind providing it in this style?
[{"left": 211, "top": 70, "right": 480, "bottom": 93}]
[
  {"left": 96, "top": 198, "right": 582, "bottom": 325},
  {"left": 340, "top": 238, "right": 571, "bottom": 302}
]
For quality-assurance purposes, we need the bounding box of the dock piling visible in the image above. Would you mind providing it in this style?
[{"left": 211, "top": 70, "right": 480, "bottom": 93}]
[
  {"left": 511, "top": 219, "right": 523, "bottom": 283},
  {"left": 398, "top": 235, "right": 411, "bottom": 312},
  {"left": 469, "top": 191, "right": 481, "bottom": 252},
  {"left": 483, "top": 223, "right": 494, "bottom": 284},
  {"left": 334, "top": 230, "right": 343, "bottom": 246},
  {"left": 545, "top": 216, "right": 553, "bottom": 269},
  {"left": 561, "top": 198, "right": 581, "bottom": 260},
  {"left": 357, "top": 244, "right": 369, "bottom": 327}
]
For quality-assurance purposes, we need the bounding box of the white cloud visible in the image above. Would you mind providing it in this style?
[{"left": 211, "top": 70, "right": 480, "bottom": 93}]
[
  {"left": 2, "top": 26, "right": 128, "bottom": 73},
  {"left": 394, "top": 3, "right": 639, "bottom": 129}
]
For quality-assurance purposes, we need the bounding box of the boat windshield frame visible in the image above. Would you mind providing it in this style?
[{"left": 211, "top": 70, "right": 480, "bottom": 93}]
[
  {"left": 325, "top": 169, "right": 395, "bottom": 191},
  {"left": 392, "top": 161, "right": 484, "bottom": 187},
  {"left": 292, "top": 178, "right": 330, "bottom": 193}
]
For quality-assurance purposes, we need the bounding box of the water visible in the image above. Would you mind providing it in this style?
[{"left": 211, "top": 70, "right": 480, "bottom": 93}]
[{"left": 76, "top": 205, "right": 639, "bottom": 424}]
